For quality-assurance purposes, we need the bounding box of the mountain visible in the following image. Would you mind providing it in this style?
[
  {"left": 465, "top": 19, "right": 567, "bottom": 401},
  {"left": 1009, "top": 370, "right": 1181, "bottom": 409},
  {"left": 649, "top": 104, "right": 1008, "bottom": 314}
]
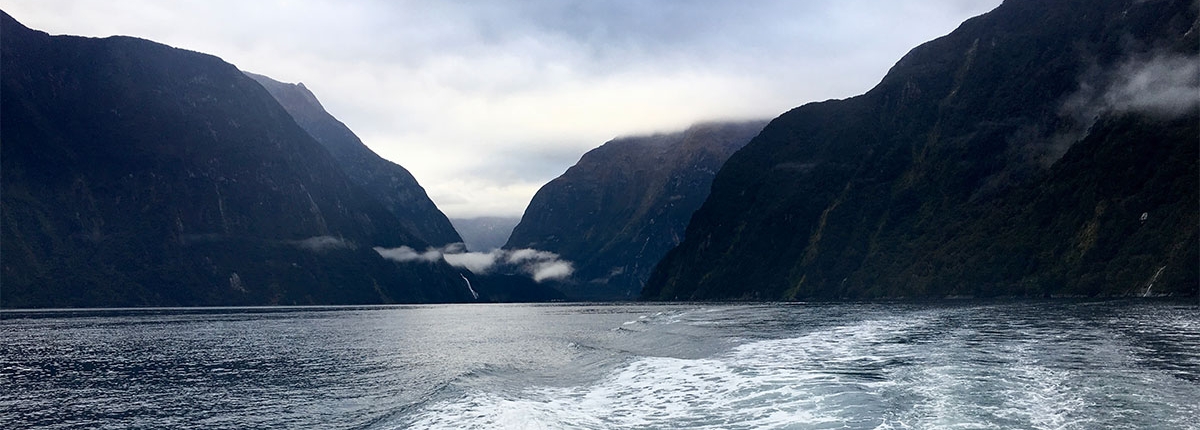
[
  {"left": 0, "top": 11, "right": 478, "bottom": 307},
  {"left": 643, "top": 0, "right": 1198, "bottom": 300},
  {"left": 507, "top": 121, "right": 767, "bottom": 300},
  {"left": 450, "top": 216, "right": 521, "bottom": 251},
  {"left": 242, "top": 75, "right": 562, "bottom": 302},
  {"left": 245, "top": 73, "right": 463, "bottom": 247}
]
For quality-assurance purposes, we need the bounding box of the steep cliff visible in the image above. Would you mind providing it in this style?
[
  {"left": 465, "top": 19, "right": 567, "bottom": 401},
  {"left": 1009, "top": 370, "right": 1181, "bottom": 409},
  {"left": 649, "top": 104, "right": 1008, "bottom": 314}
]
[
  {"left": 246, "top": 73, "right": 463, "bottom": 247},
  {"left": 0, "top": 11, "right": 475, "bottom": 307},
  {"left": 644, "top": 0, "right": 1198, "bottom": 300}
]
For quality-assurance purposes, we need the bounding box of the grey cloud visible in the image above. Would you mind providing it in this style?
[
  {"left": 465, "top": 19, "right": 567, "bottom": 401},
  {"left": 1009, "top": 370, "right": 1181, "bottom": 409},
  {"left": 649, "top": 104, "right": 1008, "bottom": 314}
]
[
  {"left": 351, "top": 0, "right": 1001, "bottom": 85},
  {"left": 6, "top": 0, "right": 1002, "bottom": 218}
]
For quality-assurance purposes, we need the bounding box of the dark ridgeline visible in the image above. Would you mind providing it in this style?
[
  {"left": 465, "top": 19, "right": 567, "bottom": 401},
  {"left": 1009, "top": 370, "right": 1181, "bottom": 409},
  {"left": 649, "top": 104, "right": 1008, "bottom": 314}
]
[
  {"left": 507, "top": 121, "right": 767, "bottom": 300},
  {"left": 644, "top": 0, "right": 1199, "bottom": 300},
  {"left": 0, "top": 11, "right": 478, "bottom": 307},
  {"left": 245, "top": 73, "right": 463, "bottom": 248}
]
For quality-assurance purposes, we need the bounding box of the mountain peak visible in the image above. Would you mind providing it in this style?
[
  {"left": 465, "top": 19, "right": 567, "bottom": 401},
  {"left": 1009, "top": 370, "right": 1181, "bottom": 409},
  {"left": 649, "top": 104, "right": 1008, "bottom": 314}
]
[{"left": 244, "top": 72, "right": 327, "bottom": 112}]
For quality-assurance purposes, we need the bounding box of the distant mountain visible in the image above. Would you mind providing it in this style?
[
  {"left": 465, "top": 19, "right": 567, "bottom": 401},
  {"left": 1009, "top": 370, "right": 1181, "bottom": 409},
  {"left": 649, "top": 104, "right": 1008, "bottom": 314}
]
[
  {"left": 644, "top": 0, "right": 1198, "bottom": 300},
  {"left": 507, "top": 121, "right": 766, "bottom": 300},
  {"left": 451, "top": 216, "right": 521, "bottom": 251},
  {"left": 0, "top": 11, "right": 478, "bottom": 307},
  {"left": 245, "top": 73, "right": 462, "bottom": 247}
]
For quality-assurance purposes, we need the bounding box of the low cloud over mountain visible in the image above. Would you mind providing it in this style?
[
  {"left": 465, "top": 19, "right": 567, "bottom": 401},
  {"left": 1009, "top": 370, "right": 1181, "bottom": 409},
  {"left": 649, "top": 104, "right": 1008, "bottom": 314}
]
[{"left": 375, "top": 245, "right": 574, "bottom": 283}]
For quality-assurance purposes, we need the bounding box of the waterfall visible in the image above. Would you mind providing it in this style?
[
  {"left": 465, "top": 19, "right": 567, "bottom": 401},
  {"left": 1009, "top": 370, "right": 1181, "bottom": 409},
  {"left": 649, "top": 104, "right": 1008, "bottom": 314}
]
[
  {"left": 1143, "top": 266, "right": 1166, "bottom": 297},
  {"left": 461, "top": 274, "right": 480, "bottom": 300}
]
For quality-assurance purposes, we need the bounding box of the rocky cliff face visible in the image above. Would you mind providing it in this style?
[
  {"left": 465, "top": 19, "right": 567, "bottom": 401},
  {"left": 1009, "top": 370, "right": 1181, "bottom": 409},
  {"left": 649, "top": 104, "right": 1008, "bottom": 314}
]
[
  {"left": 507, "top": 121, "right": 766, "bottom": 300},
  {"left": 643, "top": 0, "right": 1198, "bottom": 300},
  {"left": 0, "top": 11, "right": 475, "bottom": 307},
  {"left": 245, "top": 73, "right": 463, "bottom": 247}
]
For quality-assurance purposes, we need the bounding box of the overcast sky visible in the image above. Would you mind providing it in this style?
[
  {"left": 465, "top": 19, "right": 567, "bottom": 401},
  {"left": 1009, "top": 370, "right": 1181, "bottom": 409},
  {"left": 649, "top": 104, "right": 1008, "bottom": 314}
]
[{"left": 5, "top": 0, "right": 1000, "bottom": 218}]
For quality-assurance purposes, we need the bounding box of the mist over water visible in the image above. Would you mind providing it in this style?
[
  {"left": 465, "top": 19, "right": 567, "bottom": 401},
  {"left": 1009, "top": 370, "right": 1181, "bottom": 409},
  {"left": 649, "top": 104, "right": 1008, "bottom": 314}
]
[{"left": 3, "top": 301, "right": 1197, "bottom": 429}]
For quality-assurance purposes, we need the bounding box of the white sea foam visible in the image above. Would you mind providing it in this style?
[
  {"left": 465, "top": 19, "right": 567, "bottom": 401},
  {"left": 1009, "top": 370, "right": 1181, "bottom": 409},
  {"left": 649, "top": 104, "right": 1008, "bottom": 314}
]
[
  {"left": 876, "top": 323, "right": 1149, "bottom": 430},
  {"left": 399, "top": 305, "right": 1200, "bottom": 430},
  {"left": 402, "top": 317, "right": 925, "bottom": 429}
]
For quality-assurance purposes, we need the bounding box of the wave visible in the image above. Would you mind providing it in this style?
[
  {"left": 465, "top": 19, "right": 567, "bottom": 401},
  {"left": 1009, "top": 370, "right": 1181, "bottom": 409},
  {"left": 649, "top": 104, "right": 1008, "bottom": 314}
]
[
  {"left": 391, "top": 306, "right": 1200, "bottom": 430},
  {"left": 394, "top": 316, "right": 929, "bottom": 429}
]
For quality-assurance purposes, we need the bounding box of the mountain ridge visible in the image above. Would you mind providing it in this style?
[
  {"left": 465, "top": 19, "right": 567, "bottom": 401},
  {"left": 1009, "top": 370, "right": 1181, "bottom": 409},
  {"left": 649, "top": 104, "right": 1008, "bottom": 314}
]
[
  {"left": 0, "top": 10, "right": 476, "bottom": 307},
  {"left": 245, "top": 72, "right": 464, "bottom": 248},
  {"left": 643, "top": 0, "right": 1198, "bottom": 300},
  {"left": 507, "top": 120, "right": 766, "bottom": 300}
]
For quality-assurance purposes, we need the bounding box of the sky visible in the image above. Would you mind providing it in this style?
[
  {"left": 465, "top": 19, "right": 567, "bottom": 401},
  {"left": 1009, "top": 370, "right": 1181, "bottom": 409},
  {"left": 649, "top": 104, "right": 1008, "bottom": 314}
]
[{"left": 5, "top": 0, "right": 1001, "bottom": 218}]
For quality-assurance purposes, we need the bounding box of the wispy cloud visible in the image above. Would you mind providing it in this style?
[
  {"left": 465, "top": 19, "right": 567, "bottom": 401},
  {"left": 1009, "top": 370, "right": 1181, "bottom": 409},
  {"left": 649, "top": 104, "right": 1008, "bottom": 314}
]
[
  {"left": 1044, "top": 51, "right": 1200, "bottom": 166},
  {"left": 1064, "top": 53, "right": 1200, "bottom": 122},
  {"left": 374, "top": 244, "right": 575, "bottom": 282},
  {"left": 1101, "top": 54, "right": 1200, "bottom": 116},
  {"left": 373, "top": 246, "right": 443, "bottom": 263},
  {"left": 442, "top": 250, "right": 498, "bottom": 273},
  {"left": 528, "top": 260, "right": 574, "bottom": 283}
]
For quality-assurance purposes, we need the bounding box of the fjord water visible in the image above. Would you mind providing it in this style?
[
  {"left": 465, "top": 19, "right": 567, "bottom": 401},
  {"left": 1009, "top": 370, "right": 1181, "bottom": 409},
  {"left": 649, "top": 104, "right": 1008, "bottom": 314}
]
[{"left": 2, "top": 302, "right": 1197, "bottom": 429}]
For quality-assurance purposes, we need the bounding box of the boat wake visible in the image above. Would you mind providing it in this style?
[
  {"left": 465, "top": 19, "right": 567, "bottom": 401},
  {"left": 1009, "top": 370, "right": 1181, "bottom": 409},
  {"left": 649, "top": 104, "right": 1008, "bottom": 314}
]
[{"left": 393, "top": 306, "right": 1200, "bottom": 430}]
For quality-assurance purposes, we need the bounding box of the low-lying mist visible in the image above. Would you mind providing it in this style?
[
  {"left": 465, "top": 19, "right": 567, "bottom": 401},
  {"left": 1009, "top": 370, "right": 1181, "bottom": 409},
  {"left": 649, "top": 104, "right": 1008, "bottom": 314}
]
[{"left": 374, "top": 244, "right": 574, "bottom": 283}]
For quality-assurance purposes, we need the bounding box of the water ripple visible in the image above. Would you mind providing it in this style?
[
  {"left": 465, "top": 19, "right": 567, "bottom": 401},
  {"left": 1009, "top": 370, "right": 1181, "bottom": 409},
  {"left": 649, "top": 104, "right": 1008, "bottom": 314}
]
[{"left": 3, "top": 301, "right": 1197, "bottom": 429}]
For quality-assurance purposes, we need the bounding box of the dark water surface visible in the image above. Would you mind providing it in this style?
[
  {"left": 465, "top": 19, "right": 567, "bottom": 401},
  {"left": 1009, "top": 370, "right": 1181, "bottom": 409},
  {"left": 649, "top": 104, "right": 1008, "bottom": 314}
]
[{"left": 2, "top": 301, "right": 1197, "bottom": 429}]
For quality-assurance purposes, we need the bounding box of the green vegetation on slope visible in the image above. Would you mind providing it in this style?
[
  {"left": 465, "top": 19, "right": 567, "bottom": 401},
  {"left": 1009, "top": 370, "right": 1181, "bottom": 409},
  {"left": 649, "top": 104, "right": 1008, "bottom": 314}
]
[{"left": 644, "top": 0, "right": 1198, "bottom": 300}]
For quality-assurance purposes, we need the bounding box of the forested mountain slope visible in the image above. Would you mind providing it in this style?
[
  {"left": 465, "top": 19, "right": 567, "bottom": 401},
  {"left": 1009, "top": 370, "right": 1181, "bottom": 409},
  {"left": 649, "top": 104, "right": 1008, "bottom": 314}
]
[{"left": 644, "top": 0, "right": 1198, "bottom": 300}]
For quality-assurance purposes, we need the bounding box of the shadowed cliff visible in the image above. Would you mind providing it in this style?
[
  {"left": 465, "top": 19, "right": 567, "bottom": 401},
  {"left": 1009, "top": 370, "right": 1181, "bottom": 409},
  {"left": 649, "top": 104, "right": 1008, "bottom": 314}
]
[
  {"left": 0, "top": 11, "right": 476, "bottom": 307},
  {"left": 644, "top": 0, "right": 1198, "bottom": 300},
  {"left": 246, "top": 73, "right": 463, "bottom": 248}
]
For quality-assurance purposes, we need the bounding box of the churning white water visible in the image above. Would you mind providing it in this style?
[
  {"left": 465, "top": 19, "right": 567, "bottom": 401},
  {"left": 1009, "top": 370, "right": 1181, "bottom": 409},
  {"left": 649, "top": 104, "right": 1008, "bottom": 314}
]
[{"left": 401, "top": 304, "right": 1199, "bottom": 429}]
